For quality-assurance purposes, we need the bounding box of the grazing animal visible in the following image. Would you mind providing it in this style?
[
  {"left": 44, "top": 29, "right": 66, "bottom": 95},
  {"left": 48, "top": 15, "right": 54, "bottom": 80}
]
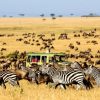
[
  {"left": 27, "top": 69, "right": 36, "bottom": 82},
  {"left": 11, "top": 69, "right": 29, "bottom": 80},
  {"left": 84, "top": 65, "right": 100, "bottom": 87},
  {"left": 70, "top": 62, "right": 93, "bottom": 89},
  {"left": 76, "top": 41, "right": 80, "bottom": 45},
  {"left": 35, "top": 70, "right": 53, "bottom": 84},
  {"left": 69, "top": 43, "right": 74, "bottom": 49},
  {"left": 1, "top": 48, "right": 6, "bottom": 52},
  {"left": 0, "top": 71, "right": 20, "bottom": 89},
  {"left": 40, "top": 63, "right": 91, "bottom": 90}
]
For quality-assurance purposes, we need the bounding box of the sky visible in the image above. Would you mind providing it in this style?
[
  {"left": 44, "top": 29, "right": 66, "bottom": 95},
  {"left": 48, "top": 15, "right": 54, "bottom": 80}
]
[{"left": 0, "top": 0, "right": 100, "bottom": 17}]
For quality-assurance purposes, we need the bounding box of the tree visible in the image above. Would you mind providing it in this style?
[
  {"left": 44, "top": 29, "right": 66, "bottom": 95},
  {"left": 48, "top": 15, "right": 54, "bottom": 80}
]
[
  {"left": 18, "top": 14, "right": 25, "bottom": 17},
  {"left": 50, "top": 13, "right": 55, "bottom": 17},
  {"left": 70, "top": 13, "right": 74, "bottom": 16},
  {"left": 9, "top": 16, "right": 13, "bottom": 18},
  {"left": 50, "top": 13, "right": 56, "bottom": 20},
  {"left": 2, "top": 15, "right": 7, "bottom": 17},
  {"left": 58, "top": 15, "right": 63, "bottom": 17},
  {"left": 40, "top": 14, "right": 46, "bottom": 21},
  {"left": 89, "top": 13, "right": 94, "bottom": 16},
  {"left": 40, "top": 14, "right": 44, "bottom": 17}
]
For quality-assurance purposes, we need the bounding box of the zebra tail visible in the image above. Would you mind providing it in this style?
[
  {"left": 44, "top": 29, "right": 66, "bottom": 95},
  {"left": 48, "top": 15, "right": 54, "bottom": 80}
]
[{"left": 16, "top": 76, "right": 20, "bottom": 87}]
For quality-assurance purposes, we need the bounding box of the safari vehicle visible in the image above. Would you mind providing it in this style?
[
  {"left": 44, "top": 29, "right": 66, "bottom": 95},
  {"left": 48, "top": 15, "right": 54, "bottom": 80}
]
[{"left": 26, "top": 52, "right": 69, "bottom": 67}]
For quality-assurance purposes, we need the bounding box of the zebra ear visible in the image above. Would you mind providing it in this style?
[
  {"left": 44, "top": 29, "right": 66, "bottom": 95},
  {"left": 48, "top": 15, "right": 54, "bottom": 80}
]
[
  {"left": 90, "top": 65, "right": 93, "bottom": 68},
  {"left": 83, "top": 62, "right": 88, "bottom": 68}
]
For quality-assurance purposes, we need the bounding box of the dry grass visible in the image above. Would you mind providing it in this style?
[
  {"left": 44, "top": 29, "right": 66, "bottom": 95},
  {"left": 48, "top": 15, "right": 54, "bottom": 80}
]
[
  {"left": 0, "top": 80, "right": 100, "bottom": 100},
  {"left": 0, "top": 17, "right": 100, "bottom": 100}
]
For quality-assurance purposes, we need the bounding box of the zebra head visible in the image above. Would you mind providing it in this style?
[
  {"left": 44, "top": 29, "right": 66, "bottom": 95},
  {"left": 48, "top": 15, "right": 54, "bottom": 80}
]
[
  {"left": 84, "top": 65, "right": 93, "bottom": 74},
  {"left": 40, "top": 63, "right": 51, "bottom": 74},
  {"left": 71, "top": 61, "right": 81, "bottom": 68}
]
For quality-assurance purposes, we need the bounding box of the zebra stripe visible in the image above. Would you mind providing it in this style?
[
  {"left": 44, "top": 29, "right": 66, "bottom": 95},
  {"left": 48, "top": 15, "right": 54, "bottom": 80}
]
[{"left": 0, "top": 71, "right": 19, "bottom": 89}]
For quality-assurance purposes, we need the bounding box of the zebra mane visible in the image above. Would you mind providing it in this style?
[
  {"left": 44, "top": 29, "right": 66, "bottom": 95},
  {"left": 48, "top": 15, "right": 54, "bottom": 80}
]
[
  {"left": 71, "top": 61, "right": 82, "bottom": 69},
  {"left": 90, "top": 65, "right": 100, "bottom": 72}
]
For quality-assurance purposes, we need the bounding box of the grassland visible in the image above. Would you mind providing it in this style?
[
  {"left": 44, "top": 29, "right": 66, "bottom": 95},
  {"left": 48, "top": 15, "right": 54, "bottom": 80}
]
[
  {"left": 0, "top": 17, "right": 100, "bottom": 54},
  {"left": 0, "top": 80, "right": 100, "bottom": 100},
  {"left": 0, "top": 17, "right": 100, "bottom": 100}
]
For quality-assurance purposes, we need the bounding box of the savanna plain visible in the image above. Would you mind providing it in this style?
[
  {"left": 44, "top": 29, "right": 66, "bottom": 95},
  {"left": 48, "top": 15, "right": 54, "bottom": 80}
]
[{"left": 0, "top": 17, "right": 100, "bottom": 100}]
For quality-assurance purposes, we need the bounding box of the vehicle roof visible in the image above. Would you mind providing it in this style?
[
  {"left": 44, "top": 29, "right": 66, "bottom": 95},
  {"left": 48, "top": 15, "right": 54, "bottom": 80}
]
[{"left": 27, "top": 52, "right": 66, "bottom": 56}]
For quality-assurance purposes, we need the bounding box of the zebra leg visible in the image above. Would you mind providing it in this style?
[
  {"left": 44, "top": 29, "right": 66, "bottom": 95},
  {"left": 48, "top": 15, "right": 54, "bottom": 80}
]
[
  {"left": 85, "top": 80, "right": 93, "bottom": 89},
  {"left": 17, "top": 77, "right": 20, "bottom": 86},
  {"left": 55, "top": 83, "right": 66, "bottom": 89},
  {"left": 2, "top": 83, "right": 6, "bottom": 89},
  {"left": 16, "top": 77, "right": 20, "bottom": 87},
  {"left": 45, "top": 78, "right": 53, "bottom": 85},
  {"left": 76, "top": 84, "right": 81, "bottom": 90},
  {"left": 75, "top": 81, "right": 85, "bottom": 90},
  {"left": 10, "top": 81, "right": 16, "bottom": 86},
  {"left": 55, "top": 83, "right": 61, "bottom": 89},
  {"left": 16, "top": 81, "right": 20, "bottom": 87},
  {"left": 0, "top": 78, "right": 6, "bottom": 89},
  {"left": 31, "top": 77, "right": 36, "bottom": 83},
  {"left": 15, "top": 80, "right": 20, "bottom": 87},
  {"left": 46, "top": 81, "right": 49, "bottom": 85},
  {"left": 2, "top": 81, "right": 6, "bottom": 89},
  {"left": 83, "top": 78, "right": 93, "bottom": 89},
  {"left": 62, "top": 84, "right": 66, "bottom": 89},
  {"left": 35, "top": 79, "right": 39, "bottom": 84},
  {"left": 9, "top": 79, "right": 19, "bottom": 87}
]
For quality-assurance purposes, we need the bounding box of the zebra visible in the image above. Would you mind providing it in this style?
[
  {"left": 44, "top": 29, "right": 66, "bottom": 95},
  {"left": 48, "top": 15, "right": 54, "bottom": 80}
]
[
  {"left": 84, "top": 65, "right": 100, "bottom": 87},
  {"left": 0, "top": 70, "right": 20, "bottom": 89},
  {"left": 27, "top": 69, "right": 36, "bottom": 82},
  {"left": 70, "top": 61, "right": 93, "bottom": 89},
  {"left": 40, "top": 63, "right": 91, "bottom": 90}
]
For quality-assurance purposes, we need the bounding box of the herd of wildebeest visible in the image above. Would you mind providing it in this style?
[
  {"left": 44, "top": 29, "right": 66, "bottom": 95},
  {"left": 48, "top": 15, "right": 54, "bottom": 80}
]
[{"left": 0, "top": 28, "right": 100, "bottom": 90}]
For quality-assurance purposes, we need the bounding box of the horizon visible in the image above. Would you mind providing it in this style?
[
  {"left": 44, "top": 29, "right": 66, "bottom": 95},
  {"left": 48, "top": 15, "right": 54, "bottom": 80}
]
[{"left": 0, "top": 0, "right": 100, "bottom": 17}]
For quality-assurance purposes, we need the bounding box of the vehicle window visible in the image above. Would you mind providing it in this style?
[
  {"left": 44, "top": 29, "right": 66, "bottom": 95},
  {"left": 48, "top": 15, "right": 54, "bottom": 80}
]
[
  {"left": 42, "top": 56, "right": 47, "bottom": 63},
  {"left": 49, "top": 57, "right": 54, "bottom": 62},
  {"left": 31, "top": 56, "right": 40, "bottom": 62},
  {"left": 55, "top": 56, "right": 59, "bottom": 62},
  {"left": 27, "top": 56, "right": 31, "bottom": 62},
  {"left": 60, "top": 56, "right": 65, "bottom": 62}
]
